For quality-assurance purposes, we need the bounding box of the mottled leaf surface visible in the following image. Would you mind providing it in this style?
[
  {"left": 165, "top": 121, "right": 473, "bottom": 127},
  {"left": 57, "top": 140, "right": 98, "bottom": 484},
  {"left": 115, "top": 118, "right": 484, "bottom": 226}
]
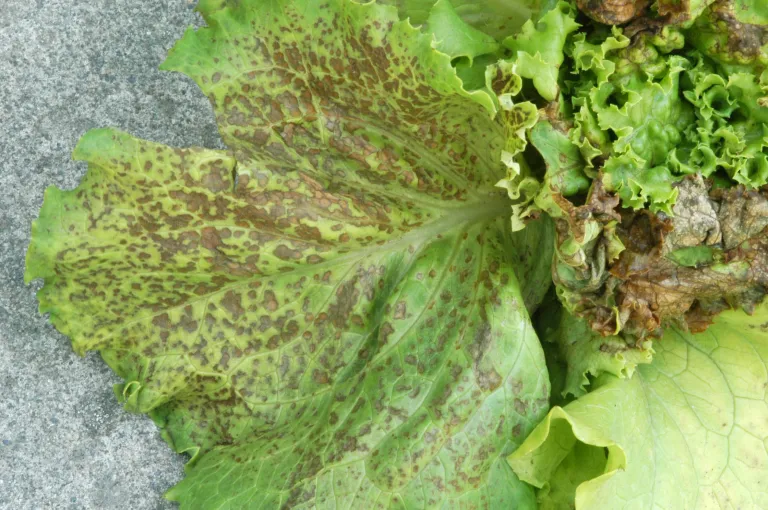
[
  {"left": 510, "top": 304, "right": 768, "bottom": 509},
  {"left": 26, "top": 0, "right": 551, "bottom": 508}
]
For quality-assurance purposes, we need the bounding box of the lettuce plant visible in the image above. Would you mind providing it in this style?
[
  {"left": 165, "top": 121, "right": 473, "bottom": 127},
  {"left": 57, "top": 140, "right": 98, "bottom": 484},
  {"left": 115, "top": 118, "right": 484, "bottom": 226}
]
[{"left": 25, "top": 0, "right": 768, "bottom": 508}]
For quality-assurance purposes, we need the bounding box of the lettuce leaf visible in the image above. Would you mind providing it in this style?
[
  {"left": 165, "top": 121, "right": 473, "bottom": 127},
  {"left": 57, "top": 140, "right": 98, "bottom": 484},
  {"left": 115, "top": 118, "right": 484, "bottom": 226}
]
[
  {"left": 537, "top": 302, "right": 653, "bottom": 398},
  {"left": 656, "top": 0, "right": 717, "bottom": 24},
  {"left": 23, "top": 0, "right": 768, "bottom": 506},
  {"left": 505, "top": 7, "right": 768, "bottom": 337},
  {"left": 687, "top": 0, "right": 768, "bottom": 66},
  {"left": 568, "top": 24, "right": 768, "bottom": 212},
  {"left": 510, "top": 303, "right": 768, "bottom": 509},
  {"left": 425, "top": 0, "right": 500, "bottom": 62},
  {"left": 25, "top": 0, "right": 556, "bottom": 507},
  {"left": 503, "top": 2, "right": 580, "bottom": 102},
  {"left": 380, "top": 0, "right": 554, "bottom": 41}
]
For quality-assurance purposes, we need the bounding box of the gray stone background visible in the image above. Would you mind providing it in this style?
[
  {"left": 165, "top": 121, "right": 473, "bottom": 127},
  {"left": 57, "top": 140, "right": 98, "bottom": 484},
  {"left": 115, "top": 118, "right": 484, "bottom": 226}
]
[{"left": 0, "top": 1, "right": 223, "bottom": 508}]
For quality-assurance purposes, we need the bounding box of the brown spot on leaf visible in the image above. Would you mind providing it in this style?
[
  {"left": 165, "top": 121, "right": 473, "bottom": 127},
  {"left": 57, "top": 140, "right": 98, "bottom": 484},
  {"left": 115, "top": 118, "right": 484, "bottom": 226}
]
[
  {"left": 152, "top": 313, "right": 171, "bottom": 329},
  {"left": 221, "top": 291, "right": 245, "bottom": 320},
  {"left": 274, "top": 244, "right": 303, "bottom": 261},
  {"left": 393, "top": 301, "right": 407, "bottom": 320}
]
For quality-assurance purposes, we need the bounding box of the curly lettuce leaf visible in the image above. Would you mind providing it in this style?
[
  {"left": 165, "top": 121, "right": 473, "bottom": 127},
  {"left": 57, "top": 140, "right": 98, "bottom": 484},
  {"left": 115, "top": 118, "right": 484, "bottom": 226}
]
[
  {"left": 571, "top": 42, "right": 694, "bottom": 214},
  {"left": 484, "top": 59, "right": 544, "bottom": 231},
  {"left": 678, "top": 57, "right": 768, "bottom": 188},
  {"left": 503, "top": 2, "right": 580, "bottom": 102},
  {"left": 492, "top": 64, "right": 540, "bottom": 171},
  {"left": 421, "top": 0, "right": 506, "bottom": 91},
  {"left": 25, "top": 0, "right": 555, "bottom": 508},
  {"left": 538, "top": 304, "right": 652, "bottom": 398},
  {"left": 497, "top": 120, "right": 592, "bottom": 231},
  {"left": 380, "top": 0, "right": 555, "bottom": 41},
  {"left": 425, "top": 0, "right": 500, "bottom": 62},
  {"left": 563, "top": 23, "right": 768, "bottom": 216},
  {"left": 531, "top": 16, "right": 768, "bottom": 336},
  {"left": 510, "top": 303, "right": 768, "bottom": 509}
]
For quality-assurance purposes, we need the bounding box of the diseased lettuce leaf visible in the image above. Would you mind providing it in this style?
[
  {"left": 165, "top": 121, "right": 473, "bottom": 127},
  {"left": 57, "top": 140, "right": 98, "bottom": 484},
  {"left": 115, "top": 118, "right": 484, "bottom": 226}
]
[
  {"left": 544, "top": 169, "right": 768, "bottom": 339},
  {"left": 656, "top": 0, "right": 717, "bottom": 24},
  {"left": 575, "top": 0, "right": 650, "bottom": 25},
  {"left": 488, "top": 59, "right": 541, "bottom": 176},
  {"left": 510, "top": 303, "right": 768, "bottom": 509},
  {"left": 25, "top": 0, "right": 555, "bottom": 507},
  {"left": 24, "top": 0, "right": 768, "bottom": 506},
  {"left": 687, "top": 0, "right": 768, "bottom": 66}
]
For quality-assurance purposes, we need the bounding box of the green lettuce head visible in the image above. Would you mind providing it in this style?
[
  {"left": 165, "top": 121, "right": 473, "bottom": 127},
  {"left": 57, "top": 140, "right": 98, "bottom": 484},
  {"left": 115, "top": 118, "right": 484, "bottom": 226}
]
[
  {"left": 24, "top": 0, "right": 768, "bottom": 508},
  {"left": 496, "top": 0, "right": 768, "bottom": 340}
]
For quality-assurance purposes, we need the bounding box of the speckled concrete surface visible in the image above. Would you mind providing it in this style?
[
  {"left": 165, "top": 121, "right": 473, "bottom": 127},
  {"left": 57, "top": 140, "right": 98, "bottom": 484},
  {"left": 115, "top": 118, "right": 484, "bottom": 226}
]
[{"left": 0, "top": 2, "right": 222, "bottom": 508}]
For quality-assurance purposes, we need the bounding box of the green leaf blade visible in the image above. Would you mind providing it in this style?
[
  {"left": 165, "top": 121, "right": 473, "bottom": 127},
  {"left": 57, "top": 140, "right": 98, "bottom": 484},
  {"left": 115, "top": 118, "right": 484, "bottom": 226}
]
[
  {"left": 426, "top": 0, "right": 500, "bottom": 63},
  {"left": 503, "top": 2, "right": 580, "bottom": 102},
  {"left": 509, "top": 304, "right": 768, "bottom": 510},
  {"left": 26, "top": 0, "right": 552, "bottom": 507},
  {"left": 380, "top": 0, "right": 553, "bottom": 42}
]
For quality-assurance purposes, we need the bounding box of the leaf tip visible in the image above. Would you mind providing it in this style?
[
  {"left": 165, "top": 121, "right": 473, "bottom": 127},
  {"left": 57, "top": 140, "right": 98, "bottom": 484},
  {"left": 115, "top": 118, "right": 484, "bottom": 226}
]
[{"left": 72, "top": 127, "right": 129, "bottom": 163}]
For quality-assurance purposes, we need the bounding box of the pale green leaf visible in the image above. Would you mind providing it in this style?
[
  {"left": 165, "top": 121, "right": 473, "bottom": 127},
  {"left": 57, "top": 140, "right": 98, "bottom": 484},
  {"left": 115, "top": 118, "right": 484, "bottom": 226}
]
[{"left": 510, "top": 304, "right": 768, "bottom": 510}]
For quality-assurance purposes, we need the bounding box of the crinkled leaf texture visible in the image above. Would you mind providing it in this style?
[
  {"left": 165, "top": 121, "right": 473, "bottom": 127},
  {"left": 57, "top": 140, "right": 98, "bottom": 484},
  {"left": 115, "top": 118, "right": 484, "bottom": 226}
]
[
  {"left": 25, "top": 0, "right": 554, "bottom": 508},
  {"left": 503, "top": 2, "right": 580, "bottom": 102},
  {"left": 509, "top": 304, "right": 768, "bottom": 510},
  {"left": 537, "top": 302, "right": 652, "bottom": 399},
  {"left": 379, "top": 0, "right": 553, "bottom": 42},
  {"left": 424, "top": 0, "right": 500, "bottom": 63}
]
